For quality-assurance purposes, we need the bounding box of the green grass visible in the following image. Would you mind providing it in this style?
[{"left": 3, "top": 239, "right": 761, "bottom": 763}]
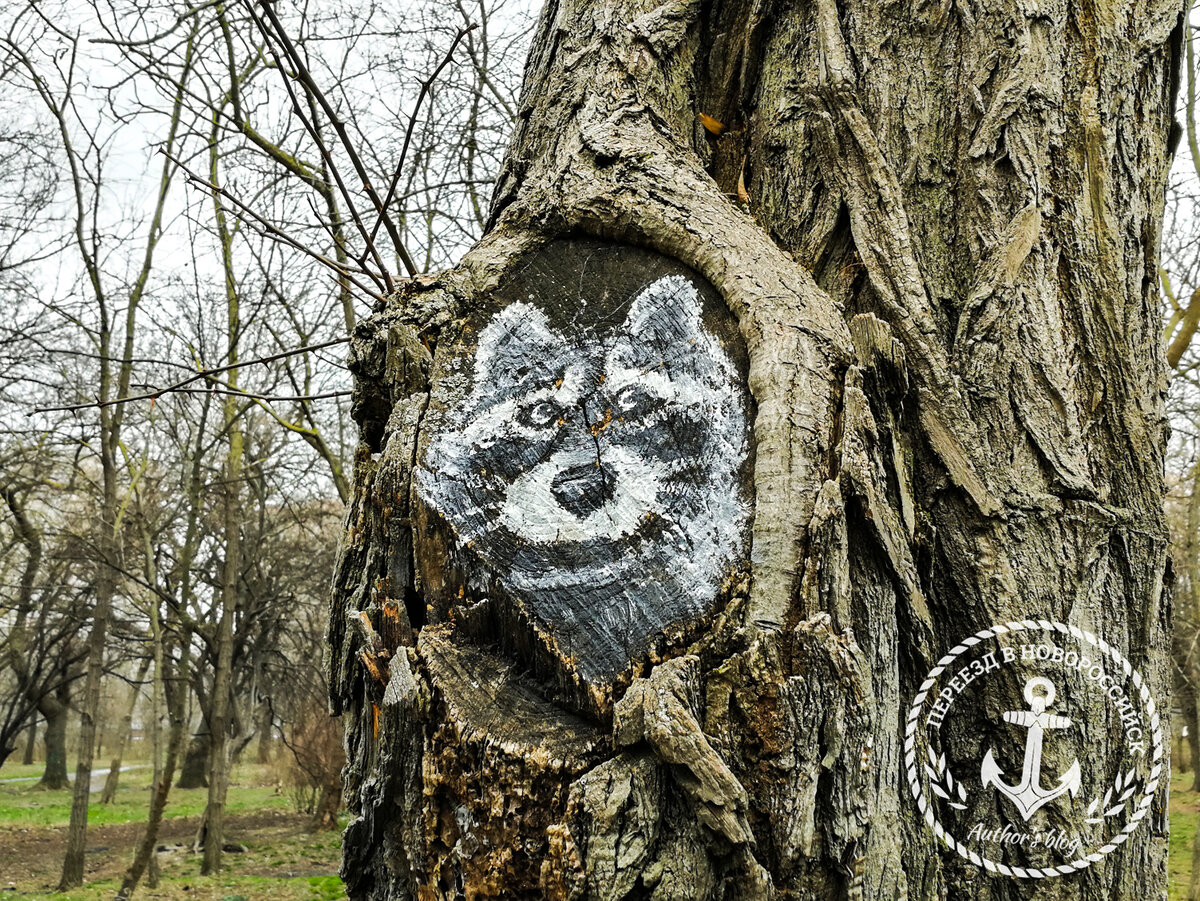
[
  {"left": 308, "top": 875, "right": 349, "bottom": 900},
  {"left": 0, "top": 875, "right": 346, "bottom": 901},
  {"left": 0, "top": 763, "right": 290, "bottom": 828},
  {"left": 0, "top": 758, "right": 346, "bottom": 901},
  {"left": 1172, "top": 771, "right": 1199, "bottom": 901},
  {"left": 8, "top": 756, "right": 1194, "bottom": 897},
  {"left": 1172, "top": 816, "right": 1196, "bottom": 900},
  {"left": 0, "top": 762, "right": 49, "bottom": 782},
  {"left": 0, "top": 878, "right": 341, "bottom": 901}
]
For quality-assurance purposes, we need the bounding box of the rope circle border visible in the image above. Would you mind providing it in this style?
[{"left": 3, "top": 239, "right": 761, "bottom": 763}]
[{"left": 904, "top": 619, "right": 1163, "bottom": 879}]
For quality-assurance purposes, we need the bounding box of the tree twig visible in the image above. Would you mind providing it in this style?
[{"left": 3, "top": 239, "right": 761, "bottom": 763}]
[
  {"left": 250, "top": 0, "right": 416, "bottom": 278},
  {"left": 30, "top": 338, "right": 350, "bottom": 414},
  {"left": 371, "top": 22, "right": 477, "bottom": 248},
  {"left": 163, "top": 149, "right": 386, "bottom": 302},
  {"left": 241, "top": 0, "right": 396, "bottom": 289}
]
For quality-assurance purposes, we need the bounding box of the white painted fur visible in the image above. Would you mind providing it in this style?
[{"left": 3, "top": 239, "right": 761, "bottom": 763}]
[{"left": 416, "top": 274, "right": 749, "bottom": 670}]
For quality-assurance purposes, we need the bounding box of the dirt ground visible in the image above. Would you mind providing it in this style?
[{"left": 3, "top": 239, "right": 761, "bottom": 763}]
[{"left": 0, "top": 809, "right": 344, "bottom": 899}]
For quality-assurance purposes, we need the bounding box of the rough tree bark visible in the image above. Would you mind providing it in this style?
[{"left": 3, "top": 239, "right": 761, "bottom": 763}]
[{"left": 331, "top": 1, "right": 1182, "bottom": 899}]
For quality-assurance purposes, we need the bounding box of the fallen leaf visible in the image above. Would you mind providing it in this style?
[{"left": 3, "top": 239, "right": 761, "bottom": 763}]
[{"left": 699, "top": 113, "right": 725, "bottom": 135}]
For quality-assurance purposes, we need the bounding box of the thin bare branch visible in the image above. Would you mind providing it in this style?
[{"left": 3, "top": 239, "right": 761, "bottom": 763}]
[
  {"left": 240, "top": 0, "right": 396, "bottom": 289},
  {"left": 31, "top": 338, "right": 349, "bottom": 414},
  {"left": 163, "top": 150, "right": 386, "bottom": 301},
  {"left": 371, "top": 22, "right": 477, "bottom": 249},
  {"left": 251, "top": 0, "right": 416, "bottom": 278}
]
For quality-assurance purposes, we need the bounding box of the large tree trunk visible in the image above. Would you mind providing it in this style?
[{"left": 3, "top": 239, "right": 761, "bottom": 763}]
[{"left": 331, "top": 2, "right": 1181, "bottom": 899}]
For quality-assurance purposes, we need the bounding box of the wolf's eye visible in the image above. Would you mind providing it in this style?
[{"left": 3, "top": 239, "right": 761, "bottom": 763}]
[
  {"left": 517, "top": 399, "right": 561, "bottom": 429},
  {"left": 615, "top": 385, "right": 661, "bottom": 416}
]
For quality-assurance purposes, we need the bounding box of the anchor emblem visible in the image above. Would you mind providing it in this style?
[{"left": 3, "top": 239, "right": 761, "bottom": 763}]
[{"left": 981, "top": 676, "right": 1082, "bottom": 821}]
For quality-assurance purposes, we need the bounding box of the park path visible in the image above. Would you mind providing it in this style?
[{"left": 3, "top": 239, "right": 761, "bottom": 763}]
[{"left": 0, "top": 764, "right": 146, "bottom": 790}]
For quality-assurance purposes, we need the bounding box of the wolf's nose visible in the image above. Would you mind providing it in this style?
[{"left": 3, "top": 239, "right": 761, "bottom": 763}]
[{"left": 551, "top": 462, "right": 617, "bottom": 518}]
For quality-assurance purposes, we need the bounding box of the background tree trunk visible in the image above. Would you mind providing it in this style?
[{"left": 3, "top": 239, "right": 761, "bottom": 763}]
[
  {"left": 59, "top": 455, "right": 120, "bottom": 890},
  {"left": 331, "top": 1, "right": 1181, "bottom": 899},
  {"left": 1178, "top": 444, "right": 1200, "bottom": 791},
  {"left": 22, "top": 721, "right": 37, "bottom": 766},
  {"left": 118, "top": 646, "right": 189, "bottom": 901},
  {"left": 177, "top": 731, "right": 210, "bottom": 789},
  {"left": 53, "top": 42, "right": 185, "bottom": 887},
  {"left": 255, "top": 699, "right": 274, "bottom": 765},
  {"left": 38, "top": 685, "right": 70, "bottom": 790},
  {"left": 100, "top": 659, "right": 150, "bottom": 804},
  {"left": 1178, "top": 664, "right": 1200, "bottom": 790},
  {"left": 311, "top": 770, "right": 342, "bottom": 833},
  {"left": 199, "top": 120, "right": 245, "bottom": 876}
]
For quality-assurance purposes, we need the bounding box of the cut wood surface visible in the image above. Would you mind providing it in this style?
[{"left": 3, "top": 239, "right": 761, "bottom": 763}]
[{"left": 414, "top": 239, "right": 754, "bottom": 714}]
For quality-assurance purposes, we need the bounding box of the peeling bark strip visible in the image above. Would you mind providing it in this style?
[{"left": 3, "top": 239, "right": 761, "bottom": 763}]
[{"left": 331, "top": 1, "right": 1180, "bottom": 899}]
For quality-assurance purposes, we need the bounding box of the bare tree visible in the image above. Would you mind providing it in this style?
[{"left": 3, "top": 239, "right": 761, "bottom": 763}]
[
  {"left": 1158, "top": 6, "right": 1200, "bottom": 900},
  {"left": 0, "top": 457, "right": 90, "bottom": 780},
  {"left": 0, "top": 2, "right": 194, "bottom": 885}
]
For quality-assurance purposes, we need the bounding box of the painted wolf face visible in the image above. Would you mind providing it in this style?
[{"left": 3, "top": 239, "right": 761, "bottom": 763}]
[{"left": 417, "top": 273, "right": 749, "bottom": 679}]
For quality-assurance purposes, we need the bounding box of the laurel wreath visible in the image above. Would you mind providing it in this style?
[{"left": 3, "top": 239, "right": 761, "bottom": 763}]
[
  {"left": 925, "top": 745, "right": 967, "bottom": 809},
  {"left": 1084, "top": 767, "right": 1140, "bottom": 824}
]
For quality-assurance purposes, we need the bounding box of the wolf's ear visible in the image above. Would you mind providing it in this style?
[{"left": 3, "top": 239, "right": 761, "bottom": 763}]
[
  {"left": 622, "top": 274, "right": 706, "bottom": 353},
  {"left": 472, "top": 302, "right": 568, "bottom": 395}
]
